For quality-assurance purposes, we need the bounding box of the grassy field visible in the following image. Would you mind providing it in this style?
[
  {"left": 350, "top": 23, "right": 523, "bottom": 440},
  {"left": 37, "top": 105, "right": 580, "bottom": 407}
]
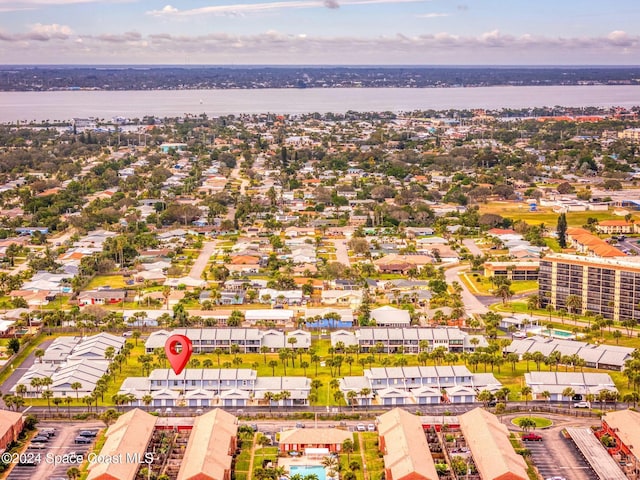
[
  {"left": 462, "top": 273, "right": 538, "bottom": 296},
  {"left": 360, "top": 432, "right": 384, "bottom": 479},
  {"left": 479, "top": 202, "right": 636, "bottom": 227},
  {"left": 85, "top": 275, "right": 126, "bottom": 289},
  {"left": 511, "top": 416, "right": 553, "bottom": 429}
]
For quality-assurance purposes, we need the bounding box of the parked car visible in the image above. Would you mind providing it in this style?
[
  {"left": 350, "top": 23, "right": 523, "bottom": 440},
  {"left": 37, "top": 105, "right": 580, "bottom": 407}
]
[
  {"left": 295, "top": 422, "right": 305, "bottom": 429},
  {"left": 31, "top": 436, "right": 49, "bottom": 443},
  {"left": 78, "top": 430, "right": 98, "bottom": 437},
  {"left": 488, "top": 400, "right": 497, "bottom": 407},
  {"left": 574, "top": 401, "right": 590, "bottom": 408},
  {"left": 571, "top": 394, "right": 583, "bottom": 401},
  {"left": 39, "top": 428, "right": 56, "bottom": 437},
  {"left": 74, "top": 436, "right": 92, "bottom": 444},
  {"left": 356, "top": 424, "right": 366, "bottom": 432},
  {"left": 367, "top": 424, "right": 376, "bottom": 432},
  {"left": 522, "top": 433, "right": 543, "bottom": 441}
]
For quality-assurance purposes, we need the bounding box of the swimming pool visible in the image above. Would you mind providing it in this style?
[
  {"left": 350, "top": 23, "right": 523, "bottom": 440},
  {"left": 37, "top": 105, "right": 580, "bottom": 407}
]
[
  {"left": 541, "top": 328, "right": 575, "bottom": 339},
  {"left": 289, "top": 464, "right": 327, "bottom": 480}
]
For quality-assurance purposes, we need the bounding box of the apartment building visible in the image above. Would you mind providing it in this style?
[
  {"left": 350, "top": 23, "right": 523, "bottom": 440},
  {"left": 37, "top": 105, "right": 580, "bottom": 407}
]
[
  {"left": 539, "top": 253, "right": 640, "bottom": 321},
  {"left": 331, "top": 328, "right": 488, "bottom": 354}
]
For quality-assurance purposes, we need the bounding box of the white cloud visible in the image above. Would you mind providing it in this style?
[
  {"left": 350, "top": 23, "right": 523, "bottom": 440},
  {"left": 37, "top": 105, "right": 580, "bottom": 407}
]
[
  {"left": 147, "top": 0, "right": 425, "bottom": 17},
  {"left": 1, "top": 29, "right": 639, "bottom": 64},
  {"left": 417, "top": 13, "right": 449, "bottom": 18}
]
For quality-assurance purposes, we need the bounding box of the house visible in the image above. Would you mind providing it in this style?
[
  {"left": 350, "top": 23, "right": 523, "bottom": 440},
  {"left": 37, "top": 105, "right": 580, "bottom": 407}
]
[
  {"left": 444, "top": 385, "right": 477, "bottom": 403},
  {"left": 0, "top": 409, "right": 23, "bottom": 453},
  {"left": 279, "top": 428, "right": 352, "bottom": 454},
  {"left": 377, "top": 387, "right": 411, "bottom": 406},
  {"left": 411, "top": 386, "right": 442, "bottom": 405},
  {"left": 320, "top": 290, "right": 363, "bottom": 308},
  {"left": 377, "top": 408, "right": 438, "bottom": 480},
  {"left": 505, "top": 336, "right": 633, "bottom": 371},
  {"left": 371, "top": 306, "right": 411, "bottom": 327},
  {"left": 78, "top": 289, "right": 127, "bottom": 306},
  {"left": 524, "top": 371, "right": 618, "bottom": 401}
]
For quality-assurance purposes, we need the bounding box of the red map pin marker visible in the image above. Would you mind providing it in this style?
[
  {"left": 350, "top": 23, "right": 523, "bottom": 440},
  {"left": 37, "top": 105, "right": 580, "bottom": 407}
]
[{"left": 165, "top": 334, "right": 193, "bottom": 375}]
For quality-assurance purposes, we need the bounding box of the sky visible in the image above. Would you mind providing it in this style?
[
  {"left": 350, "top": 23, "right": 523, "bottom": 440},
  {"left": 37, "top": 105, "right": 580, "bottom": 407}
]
[{"left": 0, "top": 0, "right": 639, "bottom": 65}]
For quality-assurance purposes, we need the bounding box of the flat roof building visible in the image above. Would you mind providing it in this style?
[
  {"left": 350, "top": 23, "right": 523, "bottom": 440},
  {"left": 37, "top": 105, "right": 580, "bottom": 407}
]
[{"left": 539, "top": 253, "right": 640, "bottom": 321}]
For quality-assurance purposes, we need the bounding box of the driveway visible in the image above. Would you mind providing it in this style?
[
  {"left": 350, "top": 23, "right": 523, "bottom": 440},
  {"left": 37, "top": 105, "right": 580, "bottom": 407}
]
[
  {"left": 445, "top": 265, "right": 488, "bottom": 316},
  {"left": 188, "top": 241, "right": 217, "bottom": 280}
]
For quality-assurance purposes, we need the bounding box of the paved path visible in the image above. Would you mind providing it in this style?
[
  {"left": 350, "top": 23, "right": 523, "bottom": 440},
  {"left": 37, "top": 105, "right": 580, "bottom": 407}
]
[
  {"left": 188, "top": 241, "right": 217, "bottom": 280},
  {"left": 445, "top": 265, "right": 488, "bottom": 316},
  {"left": 331, "top": 239, "right": 350, "bottom": 266},
  {"left": 1, "top": 338, "right": 54, "bottom": 407}
]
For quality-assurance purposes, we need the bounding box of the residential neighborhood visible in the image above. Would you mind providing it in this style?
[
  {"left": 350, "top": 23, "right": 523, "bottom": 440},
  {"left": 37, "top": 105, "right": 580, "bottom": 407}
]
[{"left": 3, "top": 107, "right": 640, "bottom": 479}]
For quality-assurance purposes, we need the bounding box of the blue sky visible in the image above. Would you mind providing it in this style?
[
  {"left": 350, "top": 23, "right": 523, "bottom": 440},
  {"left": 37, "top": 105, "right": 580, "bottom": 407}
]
[{"left": 0, "top": 0, "right": 639, "bottom": 64}]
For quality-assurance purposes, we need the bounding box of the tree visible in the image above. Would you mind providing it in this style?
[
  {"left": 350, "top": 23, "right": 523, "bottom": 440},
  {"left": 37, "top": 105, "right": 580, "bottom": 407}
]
[
  {"left": 517, "top": 417, "right": 537, "bottom": 432},
  {"left": 557, "top": 213, "right": 568, "bottom": 249},
  {"left": 71, "top": 382, "right": 82, "bottom": 401},
  {"left": 520, "top": 386, "right": 532, "bottom": 406},
  {"left": 7, "top": 338, "right": 20, "bottom": 355},
  {"left": 342, "top": 438, "right": 355, "bottom": 462},
  {"left": 34, "top": 348, "right": 45, "bottom": 363},
  {"left": 562, "top": 387, "right": 575, "bottom": 402}
]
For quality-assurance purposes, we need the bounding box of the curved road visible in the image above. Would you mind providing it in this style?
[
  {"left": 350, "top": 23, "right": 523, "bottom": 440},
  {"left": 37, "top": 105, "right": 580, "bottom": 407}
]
[{"left": 445, "top": 264, "right": 488, "bottom": 316}]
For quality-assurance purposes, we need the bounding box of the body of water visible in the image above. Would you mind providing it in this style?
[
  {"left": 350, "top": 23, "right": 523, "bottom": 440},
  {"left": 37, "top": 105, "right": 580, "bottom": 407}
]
[{"left": 0, "top": 85, "right": 639, "bottom": 123}]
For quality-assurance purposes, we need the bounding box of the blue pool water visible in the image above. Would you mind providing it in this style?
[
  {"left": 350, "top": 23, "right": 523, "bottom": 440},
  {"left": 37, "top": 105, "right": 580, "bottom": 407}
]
[
  {"left": 541, "top": 329, "right": 574, "bottom": 339},
  {"left": 289, "top": 465, "right": 327, "bottom": 480}
]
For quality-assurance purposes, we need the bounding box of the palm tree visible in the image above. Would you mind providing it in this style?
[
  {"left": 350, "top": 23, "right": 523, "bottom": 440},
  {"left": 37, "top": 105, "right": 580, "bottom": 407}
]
[
  {"left": 42, "top": 389, "right": 53, "bottom": 414},
  {"left": 342, "top": 438, "right": 354, "bottom": 462},
  {"left": 71, "top": 382, "right": 82, "bottom": 401},
  {"left": 520, "top": 386, "right": 532, "bottom": 406}
]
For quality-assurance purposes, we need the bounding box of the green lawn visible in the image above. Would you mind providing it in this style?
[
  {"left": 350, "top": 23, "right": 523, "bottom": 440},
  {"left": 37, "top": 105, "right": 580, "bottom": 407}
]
[
  {"left": 462, "top": 274, "right": 538, "bottom": 296},
  {"left": 479, "top": 202, "right": 635, "bottom": 227},
  {"left": 360, "top": 433, "right": 384, "bottom": 479},
  {"left": 85, "top": 275, "right": 126, "bottom": 289},
  {"left": 511, "top": 416, "right": 553, "bottom": 429}
]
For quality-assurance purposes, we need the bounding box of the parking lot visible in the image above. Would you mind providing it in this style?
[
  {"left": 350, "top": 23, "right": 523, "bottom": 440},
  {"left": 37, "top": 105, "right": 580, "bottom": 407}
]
[
  {"left": 525, "top": 429, "right": 597, "bottom": 480},
  {"left": 7, "top": 421, "right": 102, "bottom": 480}
]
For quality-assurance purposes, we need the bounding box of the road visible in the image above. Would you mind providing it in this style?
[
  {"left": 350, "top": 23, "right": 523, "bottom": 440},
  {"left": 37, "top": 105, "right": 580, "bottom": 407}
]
[
  {"left": 188, "top": 241, "right": 217, "bottom": 280},
  {"left": 445, "top": 265, "right": 488, "bottom": 316},
  {"left": 331, "top": 239, "right": 350, "bottom": 267},
  {"left": 462, "top": 238, "right": 484, "bottom": 256},
  {"left": 0, "top": 339, "right": 55, "bottom": 408}
]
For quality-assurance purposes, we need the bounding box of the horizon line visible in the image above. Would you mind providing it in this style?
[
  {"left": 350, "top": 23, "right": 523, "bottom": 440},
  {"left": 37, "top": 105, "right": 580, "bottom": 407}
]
[{"left": 2, "top": 64, "right": 640, "bottom": 69}]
